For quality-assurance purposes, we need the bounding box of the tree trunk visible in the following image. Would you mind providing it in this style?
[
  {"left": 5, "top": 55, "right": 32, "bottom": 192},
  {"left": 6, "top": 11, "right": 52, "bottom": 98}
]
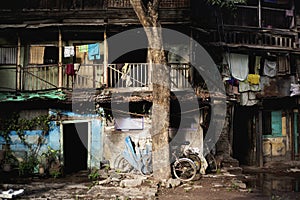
[{"left": 130, "top": 0, "right": 171, "bottom": 179}]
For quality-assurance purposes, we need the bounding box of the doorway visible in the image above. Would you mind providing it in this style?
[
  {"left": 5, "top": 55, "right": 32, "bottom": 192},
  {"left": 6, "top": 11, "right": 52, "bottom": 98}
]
[
  {"left": 63, "top": 122, "right": 88, "bottom": 174},
  {"left": 233, "top": 106, "right": 257, "bottom": 165}
]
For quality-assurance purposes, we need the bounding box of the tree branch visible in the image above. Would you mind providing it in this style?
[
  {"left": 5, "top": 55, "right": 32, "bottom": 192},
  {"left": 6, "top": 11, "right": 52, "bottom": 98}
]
[{"left": 130, "top": 0, "right": 151, "bottom": 27}]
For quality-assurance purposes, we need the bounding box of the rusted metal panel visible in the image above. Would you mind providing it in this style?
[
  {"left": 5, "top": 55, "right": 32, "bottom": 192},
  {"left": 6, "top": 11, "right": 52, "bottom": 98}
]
[{"left": 259, "top": 76, "right": 292, "bottom": 97}]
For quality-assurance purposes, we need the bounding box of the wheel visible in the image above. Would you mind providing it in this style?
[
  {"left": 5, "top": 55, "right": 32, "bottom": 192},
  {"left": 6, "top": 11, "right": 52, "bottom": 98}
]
[
  {"left": 187, "top": 153, "right": 201, "bottom": 172},
  {"left": 172, "top": 158, "right": 197, "bottom": 181},
  {"left": 114, "top": 155, "right": 134, "bottom": 173},
  {"left": 205, "top": 153, "right": 217, "bottom": 173}
]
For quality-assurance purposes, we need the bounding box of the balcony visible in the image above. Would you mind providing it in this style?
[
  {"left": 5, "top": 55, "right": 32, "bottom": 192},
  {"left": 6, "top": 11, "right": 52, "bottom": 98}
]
[
  {"left": 16, "top": 63, "right": 191, "bottom": 92},
  {"left": 209, "top": 27, "right": 297, "bottom": 50}
]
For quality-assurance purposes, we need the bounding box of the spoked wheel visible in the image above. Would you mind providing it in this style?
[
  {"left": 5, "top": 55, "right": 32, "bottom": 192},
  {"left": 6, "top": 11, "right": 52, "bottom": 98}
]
[
  {"left": 114, "top": 154, "right": 134, "bottom": 173},
  {"left": 187, "top": 153, "right": 201, "bottom": 172},
  {"left": 172, "top": 158, "right": 197, "bottom": 181}
]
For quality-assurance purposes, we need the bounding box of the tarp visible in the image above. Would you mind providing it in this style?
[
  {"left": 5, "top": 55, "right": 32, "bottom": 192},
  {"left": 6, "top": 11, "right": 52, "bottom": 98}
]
[{"left": 0, "top": 90, "right": 66, "bottom": 102}]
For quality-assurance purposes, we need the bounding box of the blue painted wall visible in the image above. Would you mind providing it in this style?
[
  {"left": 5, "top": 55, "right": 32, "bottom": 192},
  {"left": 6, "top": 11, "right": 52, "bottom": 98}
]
[{"left": 0, "top": 109, "right": 103, "bottom": 169}]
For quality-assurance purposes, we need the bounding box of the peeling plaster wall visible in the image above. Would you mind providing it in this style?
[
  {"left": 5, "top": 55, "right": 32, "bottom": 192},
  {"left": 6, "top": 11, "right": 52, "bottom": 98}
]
[
  {"left": 103, "top": 118, "right": 152, "bottom": 168},
  {"left": 263, "top": 137, "right": 287, "bottom": 158},
  {"left": 103, "top": 116, "right": 203, "bottom": 168}
]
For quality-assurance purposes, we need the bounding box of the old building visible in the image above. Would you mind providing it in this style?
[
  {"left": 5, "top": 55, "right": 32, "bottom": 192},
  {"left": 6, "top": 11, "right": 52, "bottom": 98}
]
[
  {"left": 1, "top": 0, "right": 299, "bottom": 176},
  {"left": 199, "top": 0, "right": 300, "bottom": 166},
  {"left": 0, "top": 0, "right": 208, "bottom": 175}
]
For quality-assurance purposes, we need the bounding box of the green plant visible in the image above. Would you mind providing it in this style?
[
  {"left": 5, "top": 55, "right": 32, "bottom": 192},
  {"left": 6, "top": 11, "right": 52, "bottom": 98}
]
[
  {"left": 50, "top": 170, "right": 61, "bottom": 178},
  {"left": 18, "top": 153, "right": 39, "bottom": 176},
  {"left": 88, "top": 168, "right": 100, "bottom": 181},
  {"left": 41, "top": 146, "right": 62, "bottom": 177},
  {"left": 3, "top": 149, "right": 18, "bottom": 165}
]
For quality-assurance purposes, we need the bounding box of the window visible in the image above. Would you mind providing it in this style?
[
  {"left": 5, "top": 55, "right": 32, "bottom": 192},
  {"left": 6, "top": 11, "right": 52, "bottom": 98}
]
[
  {"left": 29, "top": 45, "right": 58, "bottom": 65},
  {"left": 263, "top": 110, "right": 282, "bottom": 136},
  {"left": 0, "top": 47, "right": 17, "bottom": 65}
]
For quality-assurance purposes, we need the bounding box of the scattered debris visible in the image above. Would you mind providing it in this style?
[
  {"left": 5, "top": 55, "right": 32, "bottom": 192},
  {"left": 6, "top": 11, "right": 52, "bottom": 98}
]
[{"left": 0, "top": 189, "right": 24, "bottom": 199}]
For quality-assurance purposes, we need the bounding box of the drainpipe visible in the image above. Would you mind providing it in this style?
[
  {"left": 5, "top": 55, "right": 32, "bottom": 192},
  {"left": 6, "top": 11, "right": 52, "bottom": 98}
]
[
  {"left": 58, "top": 29, "right": 63, "bottom": 90},
  {"left": 16, "top": 34, "right": 21, "bottom": 91}
]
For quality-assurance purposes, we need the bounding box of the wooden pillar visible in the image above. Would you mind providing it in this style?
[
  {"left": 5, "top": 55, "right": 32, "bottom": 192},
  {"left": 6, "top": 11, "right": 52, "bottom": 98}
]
[
  {"left": 291, "top": 110, "right": 295, "bottom": 160},
  {"left": 257, "top": 109, "right": 263, "bottom": 167},
  {"left": 103, "top": 30, "right": 108, "bottom": 87},
  {"left": 16, "top": 35, "right": 21, "bottom": 91},
  {"left": 258, "top": 0, "right": 262, "bottom": 28},
  {"left": 58, "top": 29, "right": 63, "bottom": 89}
]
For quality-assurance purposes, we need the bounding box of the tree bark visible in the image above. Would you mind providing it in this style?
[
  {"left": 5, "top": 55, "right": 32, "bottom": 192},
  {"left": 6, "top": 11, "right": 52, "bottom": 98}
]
[{"left": 130, "top": 0, "right": 171, "bottom": 179}]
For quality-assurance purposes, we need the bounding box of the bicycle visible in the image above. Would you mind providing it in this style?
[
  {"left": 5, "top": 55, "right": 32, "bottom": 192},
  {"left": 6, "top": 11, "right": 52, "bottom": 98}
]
[
  {"left": 171, "top": 140, "right": 218, "bottom": 181},
  {"left": 170, "top": 141, "right": 198, "bottom": 181}
]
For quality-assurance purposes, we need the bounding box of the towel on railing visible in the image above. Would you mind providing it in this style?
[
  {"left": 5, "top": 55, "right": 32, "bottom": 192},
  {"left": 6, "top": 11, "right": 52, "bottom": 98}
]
[
  {"left": 66, "top": 64, "right": 75, "bottom": 75},
  {"left": 121, "top": 63, "right": 132, "bottom": 87}
]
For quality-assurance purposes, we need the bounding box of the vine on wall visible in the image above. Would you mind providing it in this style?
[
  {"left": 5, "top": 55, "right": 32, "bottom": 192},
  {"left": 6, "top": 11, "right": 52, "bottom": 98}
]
[{"left": 0, "top": 112, "right": 51, "bottom": 147}]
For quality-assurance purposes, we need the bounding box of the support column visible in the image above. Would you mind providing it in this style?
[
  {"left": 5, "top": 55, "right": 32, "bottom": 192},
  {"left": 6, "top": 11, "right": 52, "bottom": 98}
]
[
  {"left": 257, "top": 109, "right": 263, "bottom": 167},
  {"left": 258, "top": 0, "right": 262, "bottom": 28},
  {"left": 58, "top": 29, "right": 63, "bottom": 89},
  {"left": 103, "top": 30, "right": 108, "bottom": 87},
  {"left": 16, "top": 35, "right": 21, "bottom": 91}
]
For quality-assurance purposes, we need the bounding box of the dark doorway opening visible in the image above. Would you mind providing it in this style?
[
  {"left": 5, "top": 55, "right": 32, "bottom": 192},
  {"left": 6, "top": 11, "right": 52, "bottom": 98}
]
[
  {"left": 233, "top": 106, "right": 257, "bottom": 165},
  {"left": 63, "top": 122, "right": 88, "bottom": 174}
]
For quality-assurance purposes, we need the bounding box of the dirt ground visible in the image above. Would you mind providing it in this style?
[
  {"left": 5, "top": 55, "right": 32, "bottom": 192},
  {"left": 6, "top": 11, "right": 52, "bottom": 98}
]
[{"left": 1, "top": 166, "right": 300, "bottom": 200}]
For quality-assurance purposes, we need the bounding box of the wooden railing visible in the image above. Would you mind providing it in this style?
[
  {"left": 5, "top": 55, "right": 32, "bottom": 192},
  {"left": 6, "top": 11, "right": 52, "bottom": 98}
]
[
  {"left": 210, "top": 29, "right": 296, "bottom": 49},
  {"left": 72, "top": 64, "right": 103, "bottom": 89},
  {"left": 21, "top": 63, "right": 191, "bottom": 91},
  {"left": 170, "top": 63, "right": 191, "bottom": 89},
  {"left": 22, "top": 64, "right": 59, "bottom": 91},
  {"left": 106, "top": 0, "right": 190, "bottom": 8},
  {"left": 107, "top": 63, "right": 149, "bottom": 88}
]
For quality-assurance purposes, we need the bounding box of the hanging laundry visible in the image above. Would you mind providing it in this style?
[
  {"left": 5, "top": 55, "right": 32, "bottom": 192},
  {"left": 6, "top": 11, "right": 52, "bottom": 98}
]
[
  {"left": 64, "top": 46, "right": 75, "bottom": 58},
  {"left": 88, "top": 43, "right": 100, "bottom": 60},
  {"left": 66, "top": 64, "right": 75, "bottom": 75},
  {"left": 78, "top": 45, "right": 88, "bottom": 53},
  {"left": 239, "top": 79, "right": 261, "bottom": 92},
  {"left": 277, "top": 55, "right": 290, "bottom": 75},
  {"left": 247, "top": 74, "right": 260, "bottom": 85},
  {"left": 263, "top": 59, "right": 277, "bottom": 77},
  {"left": 255, "top": 56, "right": 261, "bottom": 75},
  {"left": 224, "top": 53, "right": 249, "bottom": 81},
  {"left": 240, "top": 92, "right": 259, "bottom": 106},
  {"left": 121, "top": 63, "right": 132, "bottom": 87}
]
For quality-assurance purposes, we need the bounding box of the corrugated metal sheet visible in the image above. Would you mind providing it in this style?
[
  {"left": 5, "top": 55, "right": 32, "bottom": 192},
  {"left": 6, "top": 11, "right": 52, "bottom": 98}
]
[{"left": 0, "top": 47, "right": 16, "bottom": 64}]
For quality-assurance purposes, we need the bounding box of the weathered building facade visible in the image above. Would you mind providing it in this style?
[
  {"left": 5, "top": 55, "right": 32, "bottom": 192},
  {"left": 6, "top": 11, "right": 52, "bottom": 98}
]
[
  {"left": 0, "top": 0, "right": 206, "bottom": 174},
  {"left": 199, "top": 0, "right": 300, "bottom": 166},
  {"left": 1, "top": 0, "right": 300, "bottom": 175}
]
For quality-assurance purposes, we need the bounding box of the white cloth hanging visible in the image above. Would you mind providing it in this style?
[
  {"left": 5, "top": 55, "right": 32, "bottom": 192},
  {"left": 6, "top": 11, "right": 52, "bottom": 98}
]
[
  {"left": 264, "top": 59, "right": 277, "bottom": 77},
  {"left": 224, "top": 53, "right": 249, "bottom": 81}
]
